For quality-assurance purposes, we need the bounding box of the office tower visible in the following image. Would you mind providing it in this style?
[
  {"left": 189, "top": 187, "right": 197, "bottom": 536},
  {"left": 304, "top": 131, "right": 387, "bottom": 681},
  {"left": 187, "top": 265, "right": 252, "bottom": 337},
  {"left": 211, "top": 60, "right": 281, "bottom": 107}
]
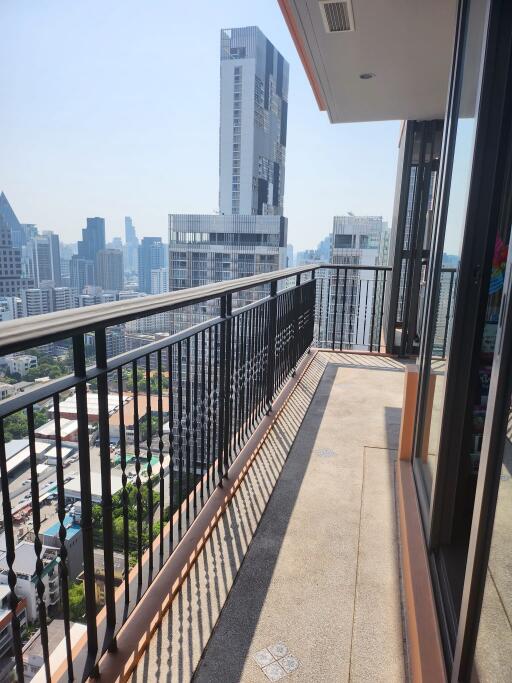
[
  {"left": 96, "top": 249, "right": 124, "bottom": 292},
  {"left": 109, "top": 237, "right": 123, "bottom": 251},
  {"left": 75, "top": 217, "right": 105, "bottom": 287},
  {"left": 21, "top": 288, "right": 51, "bottom": 317},
  {"left": 169, "top": 214, "right": 287, "bottom": 327},
  {"left": 78, "top": 217, "right": 106, "bottom": 261},
  {"left": 124, "top": 216, "right": 139, "bottom": 274},
  {"left": 27, "top": 231, "right": 61, "bottom": 286},
  {"left": 70, "top": 256, "right": 95, "bottom": 294},
  {"left": 328, "top": 215, "right": 389, "bottom": 348},
  {"left": 168, "top": 27, "right": 289, "bottom": 334},
  {"left": 0, "top": 296, "right": 22, "bottom": 321},
  {"left": 0, "top": 192, "right": 24, "bottom": 248},
  {"left": 219, "top": 27, "right": 288, "bottom": 216},
  {"left": 286, "top": 244, "right": 294, "bottom": 267},
  {"left": 138, "top": 237, "right": 164, "bottom": 294},
  {"left": 0, "top": 213, "right": 22, "bottom": 297},
  {"left": 50, "top": 287, "right": 73, "bottom": 312},
  {"left": 150, "top": 267, "right": 169, "bottom": 295}
]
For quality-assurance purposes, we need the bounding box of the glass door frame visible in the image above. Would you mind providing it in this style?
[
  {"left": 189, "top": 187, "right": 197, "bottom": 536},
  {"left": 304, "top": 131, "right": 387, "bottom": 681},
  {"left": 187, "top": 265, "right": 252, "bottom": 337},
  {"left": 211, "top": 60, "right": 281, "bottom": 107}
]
[{"left": 411, "top": 0, "right": 512, "bottom": 672}]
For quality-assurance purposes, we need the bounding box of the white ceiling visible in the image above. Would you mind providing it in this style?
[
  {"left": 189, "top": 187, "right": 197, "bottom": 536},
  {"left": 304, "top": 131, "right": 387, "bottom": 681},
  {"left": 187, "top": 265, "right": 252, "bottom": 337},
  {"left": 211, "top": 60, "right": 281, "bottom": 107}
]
[{"left": 283, "top": 0, "right": 458, "bottom": 123}]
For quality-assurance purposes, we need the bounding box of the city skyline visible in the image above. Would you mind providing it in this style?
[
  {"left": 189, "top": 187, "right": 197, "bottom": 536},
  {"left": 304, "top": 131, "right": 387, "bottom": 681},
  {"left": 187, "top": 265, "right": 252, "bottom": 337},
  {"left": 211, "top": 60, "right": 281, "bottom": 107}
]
[{"left": 0, "top": 1, "right": 399, "bottom": 252}]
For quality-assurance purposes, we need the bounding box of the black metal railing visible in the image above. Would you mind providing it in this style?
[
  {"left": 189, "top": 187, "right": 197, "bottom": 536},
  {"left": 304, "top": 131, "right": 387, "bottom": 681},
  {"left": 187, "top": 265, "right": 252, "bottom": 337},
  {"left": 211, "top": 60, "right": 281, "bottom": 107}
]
[
  {"left": 313, "top": 265, "right": 392, "bottom": 352},
  {"left": 0, "top": 265, "right": 316, "bottom": 682}
]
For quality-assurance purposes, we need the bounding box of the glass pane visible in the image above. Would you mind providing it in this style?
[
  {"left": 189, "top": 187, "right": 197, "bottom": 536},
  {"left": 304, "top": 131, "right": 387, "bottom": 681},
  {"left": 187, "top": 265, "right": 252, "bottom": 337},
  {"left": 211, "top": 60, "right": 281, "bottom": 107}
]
[
  {"left": 473, "top": 403, "right": 512, "bottom": 681},
  {"left": 416, "top": 0, "right": 487, "bottom": 496}
]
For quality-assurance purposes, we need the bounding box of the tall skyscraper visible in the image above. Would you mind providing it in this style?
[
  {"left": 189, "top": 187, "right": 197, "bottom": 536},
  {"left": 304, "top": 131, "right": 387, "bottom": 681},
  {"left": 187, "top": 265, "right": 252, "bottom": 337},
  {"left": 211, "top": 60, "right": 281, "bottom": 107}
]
[
  {"left": 138, "top": 237, "right": 165, "bottom": 294},
  {"left": 70, "top": 256, "right": 95, "bottom": 294},
  {"left": 124, "top": 216, "right": 139, "bottom": 274},
  {"left": 0, "top": 192, "right": 24, "bottom": 248},
  {"left": 169, "top": 27, "right": 289, "bottom": 334},
  {"left": 327, "top": 215, "right": 389, "bottom": 349},
  {"left": 27, "top": 231, "right": 61, "bottom": 286},
  {"left": 96, "top": 249, "right": 124, "bottom": 291},
  {"left": 77, "top": 217, "right": 105, "bottom": 266},
  {"left": 219, "top": 27, "right": 289, "bottom": 216}
]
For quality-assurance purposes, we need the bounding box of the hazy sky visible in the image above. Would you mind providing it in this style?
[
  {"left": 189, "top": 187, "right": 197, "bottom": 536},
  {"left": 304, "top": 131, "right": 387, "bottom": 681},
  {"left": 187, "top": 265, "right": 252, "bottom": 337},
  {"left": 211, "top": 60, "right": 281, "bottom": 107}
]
[{"left": 0, "top": 1, "right": 400, "bottom": 251}]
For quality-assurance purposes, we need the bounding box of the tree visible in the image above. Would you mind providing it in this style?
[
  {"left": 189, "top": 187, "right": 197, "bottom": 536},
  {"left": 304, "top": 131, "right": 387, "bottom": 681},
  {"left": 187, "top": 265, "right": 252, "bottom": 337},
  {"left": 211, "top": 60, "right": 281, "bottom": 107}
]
[
  {"left": 68, "top": 582, "right": 86, "bottom": 623},
  {"left": 3, "top": 407, "right": 48, "bottom": 441}
]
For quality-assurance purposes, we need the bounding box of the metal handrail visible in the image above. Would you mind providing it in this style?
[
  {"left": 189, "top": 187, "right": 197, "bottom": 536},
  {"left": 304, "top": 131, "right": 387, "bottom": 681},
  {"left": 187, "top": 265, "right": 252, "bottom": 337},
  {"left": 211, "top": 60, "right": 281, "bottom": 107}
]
[{"left": 0, "top": 264, "right": 321, "bottom": 356}]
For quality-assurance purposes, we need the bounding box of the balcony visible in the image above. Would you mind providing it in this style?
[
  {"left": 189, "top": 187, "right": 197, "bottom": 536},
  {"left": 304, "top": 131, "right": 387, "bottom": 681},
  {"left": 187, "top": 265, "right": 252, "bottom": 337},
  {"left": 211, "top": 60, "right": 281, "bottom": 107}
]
[{"left": 0, "top": 266, "right": 447, "bottom": 682}]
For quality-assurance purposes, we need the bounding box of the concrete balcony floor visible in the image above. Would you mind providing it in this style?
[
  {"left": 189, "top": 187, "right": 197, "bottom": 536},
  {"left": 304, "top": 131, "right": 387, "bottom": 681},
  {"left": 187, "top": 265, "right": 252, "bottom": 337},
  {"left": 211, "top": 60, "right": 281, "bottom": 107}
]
[{"left": 131, "top": 351, "right": 411, "bottom": 682}]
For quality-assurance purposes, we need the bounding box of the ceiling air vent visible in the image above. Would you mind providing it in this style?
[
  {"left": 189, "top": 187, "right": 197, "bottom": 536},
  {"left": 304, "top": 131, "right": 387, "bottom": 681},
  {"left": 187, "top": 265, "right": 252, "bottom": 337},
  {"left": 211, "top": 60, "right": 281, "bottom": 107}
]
[{"left": 319, "top": 1, "right": 355, "bottom": 33}]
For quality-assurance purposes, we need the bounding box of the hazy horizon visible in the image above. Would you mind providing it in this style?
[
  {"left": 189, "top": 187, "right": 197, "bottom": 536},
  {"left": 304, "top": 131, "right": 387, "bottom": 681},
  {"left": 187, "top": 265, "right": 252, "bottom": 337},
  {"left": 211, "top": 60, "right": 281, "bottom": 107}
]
[{"left": 0, "top": 1, "right": 400, "bottom": 251}]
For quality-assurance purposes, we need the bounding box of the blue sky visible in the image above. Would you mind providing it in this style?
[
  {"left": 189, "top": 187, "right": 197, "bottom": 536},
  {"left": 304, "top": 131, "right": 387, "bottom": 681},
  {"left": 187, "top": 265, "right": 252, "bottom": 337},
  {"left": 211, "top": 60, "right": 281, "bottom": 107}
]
[{"left": 0, "top": 0, "right": 400, "bottom": 251}]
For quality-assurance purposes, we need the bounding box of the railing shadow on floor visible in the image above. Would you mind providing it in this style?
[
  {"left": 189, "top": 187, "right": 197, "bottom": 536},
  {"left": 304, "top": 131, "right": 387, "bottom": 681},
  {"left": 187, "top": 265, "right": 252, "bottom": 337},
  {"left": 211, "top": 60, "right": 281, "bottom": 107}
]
[{"left": 130, "top": 355, "right": 330, "bottom": 682}]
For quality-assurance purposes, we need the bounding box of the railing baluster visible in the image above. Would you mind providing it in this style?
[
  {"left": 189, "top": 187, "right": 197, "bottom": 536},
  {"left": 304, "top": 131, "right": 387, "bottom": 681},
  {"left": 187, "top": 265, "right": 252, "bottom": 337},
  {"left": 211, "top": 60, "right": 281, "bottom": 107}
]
[
  {"left": 185, "top": 337, "right": 192, "bottom": 520},
  {"left": 177, "top": 341, "right": 184, "bottom": 532},
  {"left": 378, "top": 269, "right": 387, "bottom": 352},
  {"left": 157, "top": 349, "right": 165, "bottom": 559},
  {"left": 223, "top": 293, "right": 233, "bottom": 476},
  {"left": 200, "top": 330, "right": 206, "bottom": 502},
  {"left": 0, "top": 420, "right": 24, "bottom": 681},
  {"left": 369, "top": 273, "right": 379, "bottom": 353},
  {"left": 145, "top": 354, "right": 154, "bottom": 576},
  {"left": 168, "top": 345, "right": 175, "bottom": 553},
  {"left": 53, "top": 395, "right": 73, "bottom": 678},
  {"left": 332, "top": 268, "right": 340, "bottom": 350},
  {"left": 212, "top": 325, "right": 219, "bottom": 488},
  {"left": 72, "top": 334, "right": 99, "bottom": 677},
  {"left": 206, "top": 328, "right": 213, "bottom": 494},
  {"left": 324, "top": 272, "right": 331, "bottom": 345},
  {"left": 95, "top": 329, "right": 116, "bottom": 651},
  {"left": 117, "top": 366, "right": 130, "bottom": 604},
  {"left": 266, "top": 281, "right": 277, "bottom": 413},
  {"left": 193, "top": 334, "right": 199, "bottom": 512},
  {"left": 131, "top": 359, "right": 143, "bottom": 585},
  {"left": 340, "top": 268, "right": 347, "bottom": 350}
]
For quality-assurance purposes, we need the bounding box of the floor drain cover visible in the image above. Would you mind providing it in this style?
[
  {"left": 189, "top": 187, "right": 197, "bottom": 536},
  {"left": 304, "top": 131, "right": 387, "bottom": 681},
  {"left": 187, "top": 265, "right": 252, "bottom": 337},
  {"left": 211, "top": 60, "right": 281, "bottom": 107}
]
[
  {"left": 253, "top": 643, "right": 300, "bottom": 680},
  {"left": 314, "top": 447, "right": 336, "bottom": 458}
]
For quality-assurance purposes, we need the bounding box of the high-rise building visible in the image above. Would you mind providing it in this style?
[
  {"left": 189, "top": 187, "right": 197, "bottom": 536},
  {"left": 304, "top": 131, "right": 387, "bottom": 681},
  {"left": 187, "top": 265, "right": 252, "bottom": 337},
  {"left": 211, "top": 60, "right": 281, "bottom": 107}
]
[
  {"left": 50, "top": 287, "right": 73, "bottom": 312},
  {"left": 0, "top": 192, "right": 24, "bottom": 248},
  {"left": 70, "top": 256, "right": 95, "bottom": 294},
  {"left": 169, "top": 27, "right": 289, "bottom": 333},
  {"left": 21, "top": 288, "right": 51, "bottom": 317},
  {"left": 169, "top": 214, "right": 287, "bottom": 327},
  {"left": 27, "top": 231, "right": 61, "bottom": 287},
  {"left": 0, "top": 296, "right": 22, "bottom": 321},
  {"left": 150, "top": 267, "right": 169, "bottom": 295},
  {"left": 124, "top": 216, "right": 139, "bottom": 274},
  {"left": 138, "top": 237, "right": 164, "bottom": 294},
  {"left": 327, "top": 215, "right": 389, "bottom": 349},
  {"left": 0, "top": 213, "right": 22, "bottom": 297},
  {"left": 219, "top": 27, "right": 288, "bottom": 216},
  {"left": 77, "top": 217, "right": 105, "bottom": 285},
  {"left": 96, "top": 249, "right": 124, "bottom": 292}
]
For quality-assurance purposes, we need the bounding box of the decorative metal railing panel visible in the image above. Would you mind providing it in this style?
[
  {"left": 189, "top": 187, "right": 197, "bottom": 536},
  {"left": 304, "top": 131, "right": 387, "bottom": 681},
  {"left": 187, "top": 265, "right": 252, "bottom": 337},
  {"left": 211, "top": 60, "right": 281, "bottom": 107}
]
[{"left": 0, "top": 266, "right": 315, "bottom": 682}]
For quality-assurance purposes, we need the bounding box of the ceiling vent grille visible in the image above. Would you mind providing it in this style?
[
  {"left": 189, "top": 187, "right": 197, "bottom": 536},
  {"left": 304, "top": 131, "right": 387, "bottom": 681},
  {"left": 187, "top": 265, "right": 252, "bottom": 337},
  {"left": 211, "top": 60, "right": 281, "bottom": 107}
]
[{"left": 320, "top": 1, "right": 355, "bottom": 33}]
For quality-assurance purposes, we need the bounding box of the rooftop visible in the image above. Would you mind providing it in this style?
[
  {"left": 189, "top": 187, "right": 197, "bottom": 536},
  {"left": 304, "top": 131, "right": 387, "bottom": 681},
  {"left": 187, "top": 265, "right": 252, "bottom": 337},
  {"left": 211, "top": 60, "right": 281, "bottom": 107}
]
[{"left": 42, "top": 515, "right": 81, "bottom": 541}]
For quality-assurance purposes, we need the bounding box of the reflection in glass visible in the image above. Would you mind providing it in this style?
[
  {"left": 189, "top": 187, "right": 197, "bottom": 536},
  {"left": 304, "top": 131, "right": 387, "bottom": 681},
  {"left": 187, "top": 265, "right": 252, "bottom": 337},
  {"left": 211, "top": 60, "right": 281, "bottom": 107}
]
[
  {"left": 416, "top": 0, "right": 487, "bottom": 498},
  {"left": 474, "top": 409, "right": 512, "bottom": 681}
]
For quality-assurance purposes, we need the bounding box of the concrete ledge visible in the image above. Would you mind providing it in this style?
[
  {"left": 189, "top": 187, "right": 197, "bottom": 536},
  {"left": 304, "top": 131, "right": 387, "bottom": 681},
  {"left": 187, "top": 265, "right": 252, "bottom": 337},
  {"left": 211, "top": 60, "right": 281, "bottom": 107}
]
[{"left": 397, "top": 459, "right": 446, "bottom": 682}]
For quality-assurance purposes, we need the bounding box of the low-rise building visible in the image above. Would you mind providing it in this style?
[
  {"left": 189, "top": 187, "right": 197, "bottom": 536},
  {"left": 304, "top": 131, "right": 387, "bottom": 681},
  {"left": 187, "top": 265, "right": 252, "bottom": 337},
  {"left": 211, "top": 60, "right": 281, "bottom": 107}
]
[
  {"left": 41, "top": 515, "right": 83, "bottom": 581},
  {"left": 0, "top": 586, "right": 28, "bottom": 659},
  {"left": 0, "top": 543, "right": 60, "bottom": 623},
  {"left": 2, "top": 355, "right": 38, "bottom": 377}
]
